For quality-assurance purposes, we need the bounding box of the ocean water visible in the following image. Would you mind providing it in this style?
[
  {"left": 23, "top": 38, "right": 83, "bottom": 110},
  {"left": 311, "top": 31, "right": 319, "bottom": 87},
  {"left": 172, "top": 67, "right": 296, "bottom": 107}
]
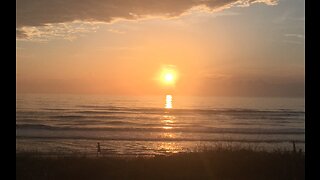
[{"left": 16, "top": 94, "right": 305, "bottom": 156}]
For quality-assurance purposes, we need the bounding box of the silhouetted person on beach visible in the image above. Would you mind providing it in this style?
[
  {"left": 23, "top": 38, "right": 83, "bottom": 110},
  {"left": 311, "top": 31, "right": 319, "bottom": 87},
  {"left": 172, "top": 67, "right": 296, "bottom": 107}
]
[{"left": 97, "top": 142, "right": 101, "bottom": 156}]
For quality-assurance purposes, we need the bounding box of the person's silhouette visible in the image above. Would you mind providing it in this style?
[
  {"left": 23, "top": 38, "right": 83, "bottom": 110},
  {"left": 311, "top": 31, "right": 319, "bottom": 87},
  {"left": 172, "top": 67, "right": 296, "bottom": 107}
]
[{"left": 97, "top": 142, "right": 101, "bottom": 156}]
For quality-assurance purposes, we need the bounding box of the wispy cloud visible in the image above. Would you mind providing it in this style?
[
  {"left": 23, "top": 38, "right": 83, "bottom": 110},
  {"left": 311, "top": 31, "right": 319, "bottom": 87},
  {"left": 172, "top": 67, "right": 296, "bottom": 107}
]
[
  {"left": 282, "top": 33, "right": 304, "bottom": 45},
  {"left": 16, "top": 21, "right": 100, "bottom": 42},
  {"left": 108, "top": 29, "right": 126, "bottom": 34},
  {"left": 16, "top": 0, "right": 278, "bottom": 41},
  {"left": 284, "top": 34, "right": 305, "bottom": 39}
]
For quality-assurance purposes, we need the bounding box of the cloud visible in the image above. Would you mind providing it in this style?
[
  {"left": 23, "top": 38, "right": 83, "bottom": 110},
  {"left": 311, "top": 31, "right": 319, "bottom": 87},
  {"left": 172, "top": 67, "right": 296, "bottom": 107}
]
[
  {"left": 17, "top": 21, "right": 101, "bottom": 42},
  {"left": 16, "top": 0, "right": 277, "bottom": 40},
  {"left": 16, "top": 29, "right": 28, "bottom": 39},
  {"left": 284, "top": 34, "right": 305, "bottom": 39},
  {"left": 282, "top": 33, "right": 304, "bottom": 45},
  {"left": 108, "top": 29, "right": 126, "bottom": 34}
]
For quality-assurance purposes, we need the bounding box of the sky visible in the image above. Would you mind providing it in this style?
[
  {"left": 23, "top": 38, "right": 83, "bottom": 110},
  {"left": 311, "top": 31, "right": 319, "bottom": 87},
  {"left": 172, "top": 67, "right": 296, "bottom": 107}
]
[{"left": 16, "top": 0, "right": 305, "bottom": 97}]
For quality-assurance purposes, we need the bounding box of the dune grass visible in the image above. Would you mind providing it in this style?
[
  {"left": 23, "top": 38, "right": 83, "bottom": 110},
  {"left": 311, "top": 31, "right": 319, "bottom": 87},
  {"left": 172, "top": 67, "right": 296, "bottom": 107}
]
[{"left": 16, "top": 146, "right": 304, "bottom": 180}]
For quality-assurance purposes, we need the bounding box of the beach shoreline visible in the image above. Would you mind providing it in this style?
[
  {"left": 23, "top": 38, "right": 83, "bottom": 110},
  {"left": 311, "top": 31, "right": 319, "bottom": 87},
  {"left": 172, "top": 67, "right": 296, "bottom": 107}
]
[{"left": 16, "top": 147, "right": 305, "bottom": 180}]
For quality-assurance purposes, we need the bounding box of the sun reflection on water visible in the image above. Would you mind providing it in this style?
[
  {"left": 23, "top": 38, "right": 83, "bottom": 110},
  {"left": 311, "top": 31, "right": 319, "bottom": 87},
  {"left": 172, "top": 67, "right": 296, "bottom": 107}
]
[
  {"left": 165, "top": 95, "right": 172, "bottom": 109},
  {"left": 162, "top": 115, "right": 175, "bottom": 124},
  {"left": 156, "top": 94, "right": 180, "bottom": 154},
  {"left": 161, "top": 133, "right": 175, "bottom": 138},
  {"left": 161, "top": 114, "right": 175, "bottom": 130},
  {"left": 156, "top": 142, "right": 180, "bottom": 154}
]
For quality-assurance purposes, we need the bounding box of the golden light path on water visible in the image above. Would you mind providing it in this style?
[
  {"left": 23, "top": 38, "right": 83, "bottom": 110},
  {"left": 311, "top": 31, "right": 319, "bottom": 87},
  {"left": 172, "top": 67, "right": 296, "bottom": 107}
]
[
  {"left": 158, "top": 94, "right": 182, "bottom": 154},
  {"left": 165, "top": 94, "right": 172, "bottom": 109}
]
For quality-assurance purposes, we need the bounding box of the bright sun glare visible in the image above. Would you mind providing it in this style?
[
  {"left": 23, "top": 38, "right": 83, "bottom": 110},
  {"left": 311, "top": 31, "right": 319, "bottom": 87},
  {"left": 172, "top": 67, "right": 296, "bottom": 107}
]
[
  {"left": 164, "top": 73, "right": 174, "bottom": 82},
  {"left": 161, "top": 66, "right": 177, "bottom": 85}
]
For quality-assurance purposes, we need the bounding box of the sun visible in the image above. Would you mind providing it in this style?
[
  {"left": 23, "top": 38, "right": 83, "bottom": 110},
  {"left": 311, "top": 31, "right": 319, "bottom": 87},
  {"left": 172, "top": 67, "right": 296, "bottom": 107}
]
[
  {"left": 164, "top": 73, "right": 174, "bottom": 83},
  {"left": 158, "top": 65, "right": 178, "bottom": 86},
  {"left": 162, "top": 70, "right": 177, "bottom": 85}
]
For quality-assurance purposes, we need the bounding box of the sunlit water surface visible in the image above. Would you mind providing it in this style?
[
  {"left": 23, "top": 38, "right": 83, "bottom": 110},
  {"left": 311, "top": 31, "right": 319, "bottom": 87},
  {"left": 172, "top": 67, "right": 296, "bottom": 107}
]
[{"left": 16, "top": 94, "right": 305, "bottom": 156}]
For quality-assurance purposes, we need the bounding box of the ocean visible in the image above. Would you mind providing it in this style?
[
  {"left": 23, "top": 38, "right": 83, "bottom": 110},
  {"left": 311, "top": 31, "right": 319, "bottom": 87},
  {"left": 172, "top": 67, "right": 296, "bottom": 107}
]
[{"left": 16, "top": 94, "right": 305, "bottom": 156}]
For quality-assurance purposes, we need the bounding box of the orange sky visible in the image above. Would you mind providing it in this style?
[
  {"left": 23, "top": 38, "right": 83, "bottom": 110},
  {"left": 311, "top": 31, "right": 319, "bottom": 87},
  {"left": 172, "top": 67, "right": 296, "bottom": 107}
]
[{"left": 16, "top": 0, "right": 304, "bottom": 97}]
